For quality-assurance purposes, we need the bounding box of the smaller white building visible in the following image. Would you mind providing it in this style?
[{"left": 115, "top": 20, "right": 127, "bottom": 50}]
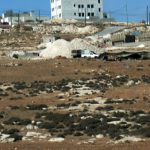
[{"left": 1, "top": 11, "right": 49, "bottom": 25}]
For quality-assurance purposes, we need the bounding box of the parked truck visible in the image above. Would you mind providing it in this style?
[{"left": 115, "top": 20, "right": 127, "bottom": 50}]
[{"left": 71, "top": 49, "right": 99, "bottom": 58}]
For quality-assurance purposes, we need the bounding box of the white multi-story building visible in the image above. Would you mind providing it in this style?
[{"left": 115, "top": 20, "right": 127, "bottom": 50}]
[{"left": 51, "top": 0, "right": 103, "bottom": 21}]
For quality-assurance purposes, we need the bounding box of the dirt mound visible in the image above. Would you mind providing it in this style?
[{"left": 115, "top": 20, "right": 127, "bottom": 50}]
[
  {"left": 62, "top": 25, "right": 99, "bottom": 35},
  {"left": 39, "top": 39, "right": 72, "bottom": 58},
  {"left": 71, "top": 38, "right": 99, "bottom": 51},
  {"left": 40, "top": 38, "right": 99, "bottom": 58}
]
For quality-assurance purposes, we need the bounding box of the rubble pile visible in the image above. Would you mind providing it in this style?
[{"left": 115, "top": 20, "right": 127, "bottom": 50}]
[
  {"left": 40, "top": 38, "right": 99, "bottom": 58},
  {"left": 40, "top": 39, "right": 72, "bottom": 58},
  {"left": 33, "top": 24, "right": 99, "bottom": 35},
  {"left": 71, "top": 38, "right": 99, "bottom": 52},
  {"left": 85, "top": 35, "right": 105, "bottom": 48},
  {"left": 62, "top": 25, "right": 99, "bottom": 35}
]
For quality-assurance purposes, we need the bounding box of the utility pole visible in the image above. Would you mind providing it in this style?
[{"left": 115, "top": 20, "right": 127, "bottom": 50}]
[
  {"left": 10, "top": 11, "right": 13, "bottom": 27},
  {"left": 146, "top": 5, "right": 149, "bottom": 25},
  {"left": 125, "top": 2, "right": 129, "bottom": 26},
  {"left": 149, "top": 12, "right": 150, "bottom": 25},
  {"left": 109, "top": 11, "right": 112, "bottom": 19},
  {"left": 17, "top": 11, "right": 20, "bottom": 25},
  {"left": 85, "top": 8, "right": 86, "bottom": 26},
  {"left": 39, "top": 10, "right": 41, "bottom": 21}
]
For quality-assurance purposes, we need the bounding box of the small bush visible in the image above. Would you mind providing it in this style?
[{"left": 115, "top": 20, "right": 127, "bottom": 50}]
[{"left": 4, "top": 117, "right": 31, "bottom": 125}]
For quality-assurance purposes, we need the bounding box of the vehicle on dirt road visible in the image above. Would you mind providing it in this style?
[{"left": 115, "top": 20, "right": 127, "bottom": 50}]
[{"left": 71, "top": 49, "right": 99, "bottom": 58}]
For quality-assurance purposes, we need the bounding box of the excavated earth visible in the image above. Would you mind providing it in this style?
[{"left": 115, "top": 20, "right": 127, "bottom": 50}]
[{"left": 0, "top": 58, "right": 150, "bottom": 150}]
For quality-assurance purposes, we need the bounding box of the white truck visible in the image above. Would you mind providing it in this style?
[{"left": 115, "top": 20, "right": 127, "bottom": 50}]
[{"left": 71, "top": 49, "right": 99, "bottom": 58}]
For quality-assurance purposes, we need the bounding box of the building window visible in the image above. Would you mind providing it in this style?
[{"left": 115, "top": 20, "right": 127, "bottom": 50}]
[
  {"left": 91, "top": 13, "right": 94, "bottom": 16},
  {"left": 59, "top": 13, "right": 61, "bottom": 17},
  {"left": 74, "top": 12, "right": 76, "bottom": 16},
  {"left": 87, "top": 4, "right": 90, "bottom": 8},
  {"left": 51, "top": 0, "right": 54, "bottom": 3},
  {"left": 88, "top": 13, "right": 90, "bottom": 17},
  {"left": 74, "top": 4, "right": 76, "bottom": 7},
  {"left": 82, "top": 13, "right": 84, "bottom": 17},
  {"left": 58, "top": 5, "right": 61, "bottom": 9},
  {"left": 99, "top": 8, "right": 101, "bottom": 12},
  {"left": 78, "top": 5, "right": 80, "bottom": 8},
  {"left": 98, "top": 0, "right": 101, "bottom": 3},
  {"left": 81, "top": 4, "right": 84, "bottom": 8},
  {"left": 52, "top": 8, "right": 54, "bottom": 12},
  {"left": 91, "top": 4, "right": 94, "bottom": 8},
  {"left": 79, "top": 13, "right": 81, "bottom": 17}
]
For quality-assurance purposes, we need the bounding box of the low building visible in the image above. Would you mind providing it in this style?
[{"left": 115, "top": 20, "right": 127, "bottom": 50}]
[
  {"left": 112, "top": 33, "right": 135, "bottom": 46},
  {"left": 1, "top": 11, "right": 49, "bottom": 25},
  {"left": 138, "top": 32, "right": 150, "bottom": 42}
]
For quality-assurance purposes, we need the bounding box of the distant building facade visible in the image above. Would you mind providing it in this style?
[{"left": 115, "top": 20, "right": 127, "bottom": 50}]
[
  {"left": 50, "top": 0, "right": 103, "bottom": 21},
  {"left": 1, "top": 11, "right": 49, "bottom": 25}
]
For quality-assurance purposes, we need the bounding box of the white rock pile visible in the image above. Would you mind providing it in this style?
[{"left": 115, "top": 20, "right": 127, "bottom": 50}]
[
  {"left": 40, "top": 39, "right": 72, "bottom": 58},
  {"left": 62, "top": 25, "right": 99, "bottom": 34},
  {"left": 40, "top": 38, "right": 99, "bottom": 59}
]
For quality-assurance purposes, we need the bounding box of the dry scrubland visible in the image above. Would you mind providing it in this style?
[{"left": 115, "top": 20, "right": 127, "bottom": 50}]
[
  {"left": 0, "top": 23, "right": 150, "bottom": 149},
  {"left": 0, "top": 58, "right": 149, "bottom": 150}
]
